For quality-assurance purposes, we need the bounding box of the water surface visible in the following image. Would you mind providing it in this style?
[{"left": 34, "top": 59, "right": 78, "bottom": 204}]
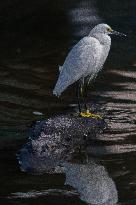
[{"left": 0, "top": 0, "right": 136, "bottom": 204}]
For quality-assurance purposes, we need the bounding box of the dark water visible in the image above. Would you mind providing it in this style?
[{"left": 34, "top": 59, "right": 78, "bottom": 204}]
[{"left": 0, "top": 0, "right": 136, "bottom": 204}]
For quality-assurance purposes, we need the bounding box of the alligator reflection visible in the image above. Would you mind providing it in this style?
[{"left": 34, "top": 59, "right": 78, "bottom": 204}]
[
  {"left": 64, "top": 161, "right": 118, "bottom": 205},
  {"left": 9, "top": 158, "right": 118, "bottom": 205}
]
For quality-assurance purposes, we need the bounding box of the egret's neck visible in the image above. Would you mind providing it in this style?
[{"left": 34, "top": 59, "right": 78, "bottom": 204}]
[{"left": 89, "top": 33, "right": 111, "bottom": 46}]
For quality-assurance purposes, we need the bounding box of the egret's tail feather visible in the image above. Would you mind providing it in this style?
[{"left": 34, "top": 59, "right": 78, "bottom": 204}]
[
  {"left": 53, "top": 64, "right": 69, "bottom": 96},
  {"left": 53, "top": 82, "right": 67, "bottom": 97},
  {"left": 53, "top": 88, "right": 61, "bottom": 97},
  {"left": 59, "top": 65, "right": 63, "bottom": 72}
]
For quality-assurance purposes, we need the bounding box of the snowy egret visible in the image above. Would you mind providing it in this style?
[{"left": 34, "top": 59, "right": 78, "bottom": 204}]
[{"left": 53, "top": 24, "right": 126, "bottom": 118}]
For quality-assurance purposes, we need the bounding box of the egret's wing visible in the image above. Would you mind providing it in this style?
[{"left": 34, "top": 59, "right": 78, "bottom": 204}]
[{"left": 53, "top": 37, "right": 101, "bottom": 96}]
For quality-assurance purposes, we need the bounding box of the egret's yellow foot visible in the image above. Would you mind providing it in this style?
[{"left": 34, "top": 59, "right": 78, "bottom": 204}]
[{"left": 80, "top": 110, "right": 102, "bottom": 119}]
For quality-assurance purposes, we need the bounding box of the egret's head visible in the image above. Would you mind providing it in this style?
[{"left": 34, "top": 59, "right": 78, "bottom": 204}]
[{"left": 90, "top": 23, "right": 126, "bottom": 37}]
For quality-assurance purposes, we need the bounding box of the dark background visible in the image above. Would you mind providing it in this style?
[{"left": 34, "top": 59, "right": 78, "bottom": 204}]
[{"left": 0, "top": 1, "right": 136, "bottom": 204}]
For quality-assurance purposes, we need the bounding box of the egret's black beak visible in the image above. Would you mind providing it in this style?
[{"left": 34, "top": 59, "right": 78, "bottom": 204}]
[{"left": 111, "top": 30, "right": 126, "bottom": 37}]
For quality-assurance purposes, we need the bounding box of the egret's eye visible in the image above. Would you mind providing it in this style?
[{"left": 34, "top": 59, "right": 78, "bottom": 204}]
[{"left": 107, "top": 27, "right": 112, "bottom": 32}]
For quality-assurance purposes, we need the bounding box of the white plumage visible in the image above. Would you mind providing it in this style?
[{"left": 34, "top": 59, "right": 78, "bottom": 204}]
[{"left": 53, "top": 24, "right": 116, "bottom": 97}]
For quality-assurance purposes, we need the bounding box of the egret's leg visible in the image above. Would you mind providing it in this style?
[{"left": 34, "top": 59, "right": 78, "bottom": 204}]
[
  {"left": 87, "top": 75, "right": 93, "bottom": 86},
  {"left": 76, "top": 79, "right": 87, "bottom": 113},
  {"left": 79, "top": 78, "right": 102, "bottom": 119},
  {"left": 76, "top": 82, "right": 82, "bottom": 113},
  {"left": 80, "top": 80, "right": 88, "bottom": 111}
]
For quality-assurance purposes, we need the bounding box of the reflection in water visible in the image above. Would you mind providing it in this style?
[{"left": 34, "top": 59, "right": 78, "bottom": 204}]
[
  {"left": 0, "top": 0, "right": 136, "bottom": 205},
  {"left": 64, "top": 162, "right": 118, "bottom": 205},
  {"left": 67, "top": 0, "right": 102, "bottom": 37},
  {"left": 8, "top": 161, "right": 118, "bottom": 205},
  {"left": 87, "top": 69, "right": 136, "bottom": 156},
  {"left": 8, "top": 159, "right": 118, "bottom": 205},
  {"left": 9, "top": 189, "right": 79, "bottom": 199}
]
